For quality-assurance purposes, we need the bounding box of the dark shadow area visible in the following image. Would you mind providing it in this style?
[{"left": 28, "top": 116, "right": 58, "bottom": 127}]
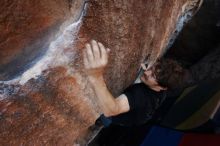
[
  {"left": 165, "top": 0, "right": 220, "bottom": 68},
  {"left": 89, "top": 124, "right": 152, "bottom": 146}
]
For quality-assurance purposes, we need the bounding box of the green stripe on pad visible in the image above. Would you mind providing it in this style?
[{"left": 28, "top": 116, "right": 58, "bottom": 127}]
[
  {"left": 177, "top": 90, "right": 220, "bottom": 130},
  {"left": 175, "top": 85, "right": 197, "bottom": 103},
  {"left": 161, "top": 78, "right": 220, "bottom": 130}
]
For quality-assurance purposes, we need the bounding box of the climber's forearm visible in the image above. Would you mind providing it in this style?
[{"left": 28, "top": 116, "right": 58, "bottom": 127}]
[
  {"left": 88, "top": 76, "right": 119, "bottom": 117},
  {"left": 83, "top": 40, "right": 129, "bottom": 116}
]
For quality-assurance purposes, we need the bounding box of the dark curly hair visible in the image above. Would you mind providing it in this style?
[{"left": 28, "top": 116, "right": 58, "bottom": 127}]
[{"left": 151, "top": 58, "right": 192, "bottom": 89}]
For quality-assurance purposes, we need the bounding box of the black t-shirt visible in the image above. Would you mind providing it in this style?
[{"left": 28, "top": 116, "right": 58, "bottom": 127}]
[{"left": 110, "top": 83, "right": 167, "bottom": 126}]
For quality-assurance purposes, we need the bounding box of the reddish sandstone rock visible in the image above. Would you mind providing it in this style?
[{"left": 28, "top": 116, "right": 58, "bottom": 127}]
[
  {"left": 0, "top": 0, "right": 202, "bottom": 145},
  {"left": 0, "top": 67, "right": 99, "bottom": 145},
  {"left": 0, "top": 0, "right": 85, "bottom": 80},
  {"left": 75, "top": 0, "right": 202, "bottom": 96}
]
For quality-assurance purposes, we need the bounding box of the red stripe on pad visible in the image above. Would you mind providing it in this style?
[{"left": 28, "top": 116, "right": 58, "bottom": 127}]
[{"left": 179, "top": 134, "right": 220, "bottom": 146}]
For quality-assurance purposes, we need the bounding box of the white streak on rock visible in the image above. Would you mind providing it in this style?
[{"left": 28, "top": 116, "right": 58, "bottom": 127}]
[
  {"left": 0, "top": 2, "right": 88, "bottom": 100},
  {"left": 19, "top": 18, "right": 82, "bottom": 85}
]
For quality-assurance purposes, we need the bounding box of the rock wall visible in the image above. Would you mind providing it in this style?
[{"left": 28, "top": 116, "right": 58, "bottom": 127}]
[
  {"left": 0, "top": 0, "right": 85, "bottom": 80},
  {"left": 0, "top": 0, "right": 202, "bottom": 145},
  {"left": 75, "top": 0, "right": 203, "bottom": 96}
]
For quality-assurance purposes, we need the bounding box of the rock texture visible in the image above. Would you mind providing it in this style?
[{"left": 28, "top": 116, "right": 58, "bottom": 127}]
[
  {"left": 0, "top": 0, "right": 202, "bottom": 145},
  {"left": 0, "top": 67, "right": 98, "bottom": 145},
  {"left": 76, "top": 0, "right": 203, "bottom": 96},
  {"left": 0, "top": 0, "right": 85, "bottom": 80}
]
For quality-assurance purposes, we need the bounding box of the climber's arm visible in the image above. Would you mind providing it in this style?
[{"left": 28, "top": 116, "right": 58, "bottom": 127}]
[{"left": 83, "top": 40, "right": 130, "bottom": 117}]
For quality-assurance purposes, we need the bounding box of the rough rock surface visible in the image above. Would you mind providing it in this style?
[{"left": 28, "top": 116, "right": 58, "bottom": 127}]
[
  {"left": 0, "top": 67, "right": 98, "bottom": 145},
  {"left": 75, "top": 0, "right": 203, "bottom": 96},
  {"left": 0, "top": 0, "right": 202, "bottom": 145},
  {"left": 0, "top": 0, "right": 85, "bottom": 80}
]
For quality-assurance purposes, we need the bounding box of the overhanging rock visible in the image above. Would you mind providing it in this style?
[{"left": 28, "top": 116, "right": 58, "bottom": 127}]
[{"left": 0, "top": 0, "right": 202, "bottom": 145}]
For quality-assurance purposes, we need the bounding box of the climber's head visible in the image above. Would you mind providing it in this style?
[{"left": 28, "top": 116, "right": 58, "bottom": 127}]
[{"left": 141, "top": 58, "right": 191, "bottom": 91}]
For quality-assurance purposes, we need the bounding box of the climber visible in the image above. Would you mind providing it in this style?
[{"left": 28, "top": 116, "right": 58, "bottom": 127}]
[{"left": 83, "top": 40, "right": 193, "bottom": 126}]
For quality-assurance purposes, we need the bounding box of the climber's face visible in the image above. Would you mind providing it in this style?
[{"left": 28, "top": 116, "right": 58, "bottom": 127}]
[
  {"left": 141, "top": 65, "right": 158, "bottom": 87},
  {"left": 140, "top": 64, "right": 166, "bottom": 92}
]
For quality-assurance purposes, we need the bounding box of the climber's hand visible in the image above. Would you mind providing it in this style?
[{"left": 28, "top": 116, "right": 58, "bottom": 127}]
[{"left": 83, "top": 40, "right": 110, "bottom": 78}]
